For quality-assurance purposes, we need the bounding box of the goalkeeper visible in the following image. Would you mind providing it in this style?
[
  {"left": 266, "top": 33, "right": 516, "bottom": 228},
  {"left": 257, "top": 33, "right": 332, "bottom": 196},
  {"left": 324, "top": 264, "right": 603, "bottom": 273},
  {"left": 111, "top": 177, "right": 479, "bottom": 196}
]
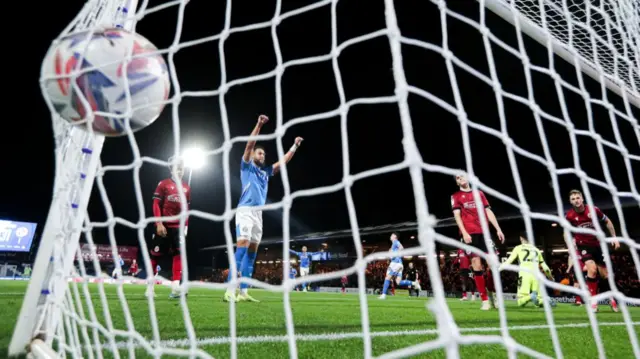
[{"left": 499, "top": 232, "right": 553, "bottom": 307}]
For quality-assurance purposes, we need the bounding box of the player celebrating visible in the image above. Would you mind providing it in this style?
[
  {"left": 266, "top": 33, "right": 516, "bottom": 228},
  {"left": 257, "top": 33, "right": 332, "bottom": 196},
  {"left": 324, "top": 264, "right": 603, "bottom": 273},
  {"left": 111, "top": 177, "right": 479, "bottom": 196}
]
[
  {"left": 378, "top": 233, "right": 421, "bottom": 300},
  {"left": 451, "top": 174, "right": 505, "bottom": 310},
  {"left": 565, "top": 189, "right": 620, "bottom": 312},
  {"left": 453, "top": 249, "right": 476, "bottom": 301},
  {"left": 224, "top": 114, "right": 304, "bottom": 303},
  {"left": 148, "top": 157, "right": 191, "bottom": 298},
  {"left": 499, "top": 232, "right": 554, "bottom": 307},
  {"left": 289, "top": 246, "right": 323, "bottom": 292}
]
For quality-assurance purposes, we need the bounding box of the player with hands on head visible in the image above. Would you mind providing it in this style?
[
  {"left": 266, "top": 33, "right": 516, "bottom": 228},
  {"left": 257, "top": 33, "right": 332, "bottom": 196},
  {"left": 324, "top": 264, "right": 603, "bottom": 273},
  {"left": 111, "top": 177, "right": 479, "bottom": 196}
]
[
  {"left": 148, "top": 156, "right": 191, "bottom": 298},
  {"left": 224, "top": 114, "right": 304, "bottom": 303},
  {"left": 565, "top": 189, "right": 619, "bottom": 312},
  {"left": 451, "top": 174, "right": 504, "bottom": 310},
  {"left": 378, "top": 233, "right": 421, "bottom": 300}
]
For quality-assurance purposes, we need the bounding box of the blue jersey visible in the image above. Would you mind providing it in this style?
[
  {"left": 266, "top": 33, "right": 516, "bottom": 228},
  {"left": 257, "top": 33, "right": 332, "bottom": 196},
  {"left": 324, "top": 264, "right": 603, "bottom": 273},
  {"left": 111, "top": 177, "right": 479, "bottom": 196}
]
[
  {"left": 290, "top": 250, "right": 319, "bottom": 268},
  {"left": 156, "top": 265, "right": 161, "bottom": 272},
  {"left": 238, "top": 158, "right": 274, "bottom": 207},
  {"left": 391, "top": 240, "right": 403, "bottom": 263},
  {"left": 118, "top": 258, "right": 124, "bottom": 267},
  {"left": 289, "top": 268, "right": 297, "bottom": 279}
]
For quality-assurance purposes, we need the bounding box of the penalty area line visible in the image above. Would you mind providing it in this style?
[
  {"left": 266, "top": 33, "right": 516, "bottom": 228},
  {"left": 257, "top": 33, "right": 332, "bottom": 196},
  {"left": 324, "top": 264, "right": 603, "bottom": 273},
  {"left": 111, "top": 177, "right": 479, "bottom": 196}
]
[{"left": 112, "top": 321, "right": 640, "bottom": 349}]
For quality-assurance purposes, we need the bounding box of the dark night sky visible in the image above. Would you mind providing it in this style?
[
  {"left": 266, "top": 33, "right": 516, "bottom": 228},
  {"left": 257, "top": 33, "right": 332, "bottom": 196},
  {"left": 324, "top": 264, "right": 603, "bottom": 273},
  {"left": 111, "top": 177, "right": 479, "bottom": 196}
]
[{"left": 2, "top": 0, "right": 639, "bottom": 266}]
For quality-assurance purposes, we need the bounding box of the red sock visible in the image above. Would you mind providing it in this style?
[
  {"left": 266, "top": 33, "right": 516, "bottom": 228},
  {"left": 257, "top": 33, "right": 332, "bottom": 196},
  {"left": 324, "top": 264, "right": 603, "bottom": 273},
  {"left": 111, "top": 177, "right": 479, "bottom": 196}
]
[
  {"left": 462, "top": 292, "right": 468, "bottom": 298},
  {"left": 151, "top": 258, "right": 158, "bottom": 275},
  {"left": 172, "top": 254, "right": 182, "bottom": 281},
  {"left": 474, "top": 272, "right": 488, "bottom": 301},
  {"left": 485, "top": 270, "right": 495, "bottom": 293},
  {"left": 575, "top": 295, "right": 582, "bottom": 304}
]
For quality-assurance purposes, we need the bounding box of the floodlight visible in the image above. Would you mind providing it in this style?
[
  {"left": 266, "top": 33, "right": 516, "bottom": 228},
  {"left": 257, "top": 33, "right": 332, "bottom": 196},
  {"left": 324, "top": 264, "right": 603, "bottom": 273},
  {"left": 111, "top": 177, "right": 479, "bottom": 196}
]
[{"left": 183, "top": 147, "right": 206, "bottom": 169}]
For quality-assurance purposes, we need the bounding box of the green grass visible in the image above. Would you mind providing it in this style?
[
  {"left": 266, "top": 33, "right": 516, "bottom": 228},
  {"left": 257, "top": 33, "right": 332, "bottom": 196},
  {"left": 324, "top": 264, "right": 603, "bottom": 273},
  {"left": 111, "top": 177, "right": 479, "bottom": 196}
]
[{"left": 1, "top": 280, "right": 639, "bottom": 358}]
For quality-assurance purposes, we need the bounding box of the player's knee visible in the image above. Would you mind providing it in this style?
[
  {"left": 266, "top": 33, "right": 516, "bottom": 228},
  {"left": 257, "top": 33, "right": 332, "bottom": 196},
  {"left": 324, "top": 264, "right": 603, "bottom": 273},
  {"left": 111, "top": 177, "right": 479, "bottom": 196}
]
[{"left": 237, "top": 238, "right": 250, "bottom": 247}]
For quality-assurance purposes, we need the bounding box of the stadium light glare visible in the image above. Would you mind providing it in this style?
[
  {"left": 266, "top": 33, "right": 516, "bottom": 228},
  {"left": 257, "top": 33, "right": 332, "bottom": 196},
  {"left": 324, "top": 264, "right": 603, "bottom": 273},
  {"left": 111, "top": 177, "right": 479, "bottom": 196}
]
[{"left": 182, "top": 147, "right": 206, "bottom": 169}]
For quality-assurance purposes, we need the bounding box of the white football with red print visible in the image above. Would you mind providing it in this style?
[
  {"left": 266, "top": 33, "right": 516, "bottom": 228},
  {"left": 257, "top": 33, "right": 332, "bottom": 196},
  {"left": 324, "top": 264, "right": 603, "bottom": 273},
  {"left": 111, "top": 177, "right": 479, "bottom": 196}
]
[{"left": 41, "top": 28, "right": 170, "bottom": 136}]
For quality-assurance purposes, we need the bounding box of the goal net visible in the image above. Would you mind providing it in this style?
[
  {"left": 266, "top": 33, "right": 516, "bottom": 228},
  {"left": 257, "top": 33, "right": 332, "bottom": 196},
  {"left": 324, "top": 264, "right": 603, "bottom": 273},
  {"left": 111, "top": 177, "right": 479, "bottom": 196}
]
[{"left": 9, "top": 0, "right": 640, "bottom": 358}]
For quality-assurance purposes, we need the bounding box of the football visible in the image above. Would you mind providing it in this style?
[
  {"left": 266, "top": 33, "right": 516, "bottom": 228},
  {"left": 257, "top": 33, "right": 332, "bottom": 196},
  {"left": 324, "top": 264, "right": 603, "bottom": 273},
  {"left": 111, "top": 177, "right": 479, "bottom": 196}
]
[{"left": 41, "top": 28, "right": 170, "bottom": 136}]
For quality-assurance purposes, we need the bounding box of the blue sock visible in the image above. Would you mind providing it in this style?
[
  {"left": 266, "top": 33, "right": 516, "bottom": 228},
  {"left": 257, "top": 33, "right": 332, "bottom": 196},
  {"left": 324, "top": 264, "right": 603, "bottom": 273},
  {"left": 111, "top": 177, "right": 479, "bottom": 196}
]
[
  {"left": 399, "top": 280, "right": 413, "bottom": 287},
  {"left": 239, "top": 251, "right": 258, "bottom": 290},
  {"left": 303, "top": 282, "right": 308, "bottom": 289},
  {"left": 382, "top": 279, "right": 390, "bottom": 295},
  {"left": 227, "top": 246, "right": 247, "bottom": 283}
]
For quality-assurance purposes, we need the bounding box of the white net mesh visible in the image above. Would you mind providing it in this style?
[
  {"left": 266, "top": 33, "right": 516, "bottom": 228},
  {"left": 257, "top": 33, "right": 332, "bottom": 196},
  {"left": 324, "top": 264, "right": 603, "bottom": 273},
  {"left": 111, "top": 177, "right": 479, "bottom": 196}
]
[
  {"left": 505, "top": 0, "right": 640, "bottom": 92},
  {"left": 9, "top": 0, "right": 640, "bottom": 358}
]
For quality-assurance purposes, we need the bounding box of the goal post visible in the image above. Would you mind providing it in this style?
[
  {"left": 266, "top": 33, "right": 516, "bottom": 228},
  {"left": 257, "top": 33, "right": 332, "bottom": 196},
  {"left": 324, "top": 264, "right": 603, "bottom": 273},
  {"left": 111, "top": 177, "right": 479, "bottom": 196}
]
[
  {"left": 481, "top": 0, "right": 640, "bottom": 109},
  {"left": 9, "top": 0, "right": 640, "bottom": 358},
  {"left": 8, "top": 0, "right": 136, "bottom": 356}
]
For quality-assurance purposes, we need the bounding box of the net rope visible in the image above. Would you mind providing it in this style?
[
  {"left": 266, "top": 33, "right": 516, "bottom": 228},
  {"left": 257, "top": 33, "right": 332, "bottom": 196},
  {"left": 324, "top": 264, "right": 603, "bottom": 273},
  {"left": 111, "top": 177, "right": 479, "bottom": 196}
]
[
  {"left": 13, "top": 0, "right": 640, "bottom": 358},
  {"left": 507, "top": 0, "right": 640, "bottom": 93}
]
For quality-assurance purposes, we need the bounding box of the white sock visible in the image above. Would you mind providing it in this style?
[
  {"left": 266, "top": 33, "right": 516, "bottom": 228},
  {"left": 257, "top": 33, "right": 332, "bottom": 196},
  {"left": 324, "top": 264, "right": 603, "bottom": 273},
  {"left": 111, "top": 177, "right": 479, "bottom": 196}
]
[{"left": 241, "top": 288, "right": 248, "bottom": 295}]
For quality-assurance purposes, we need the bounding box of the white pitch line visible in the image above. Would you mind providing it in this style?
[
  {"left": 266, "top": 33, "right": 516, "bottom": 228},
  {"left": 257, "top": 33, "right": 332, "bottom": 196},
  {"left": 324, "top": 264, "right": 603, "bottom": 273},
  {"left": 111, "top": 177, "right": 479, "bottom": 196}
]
[{"left": 109, "top": 321, "right": 640, "bottom": 349}]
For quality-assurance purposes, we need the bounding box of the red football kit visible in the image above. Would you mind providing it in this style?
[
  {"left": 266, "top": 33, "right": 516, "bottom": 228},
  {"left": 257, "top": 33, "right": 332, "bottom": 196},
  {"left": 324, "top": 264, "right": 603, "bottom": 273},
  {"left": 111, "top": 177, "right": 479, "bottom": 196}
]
[
  {"left": 451, "top": 189, "right": 490, "bottom": 236},
  {"left": 565, "top": 205, "right": 607, "bottom": 248},
  {"left": 153, "top": 178, "right": 191, "bottom": 227},
  {"left": 150, "top": 178, "right": 191, "bottom": 281}
]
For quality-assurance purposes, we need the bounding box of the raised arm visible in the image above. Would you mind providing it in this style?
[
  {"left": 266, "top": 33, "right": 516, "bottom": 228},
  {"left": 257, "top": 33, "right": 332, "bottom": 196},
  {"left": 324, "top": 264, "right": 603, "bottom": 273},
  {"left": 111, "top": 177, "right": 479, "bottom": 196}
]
[
  {"left": 243, "top": 115, "right": 269, "bottom": 163},
  {"left": 272, "top": 137, "right": 304, "bottom": 174},
  {"left": 289, "top": 249, "right": 300, "bottom": 257}
]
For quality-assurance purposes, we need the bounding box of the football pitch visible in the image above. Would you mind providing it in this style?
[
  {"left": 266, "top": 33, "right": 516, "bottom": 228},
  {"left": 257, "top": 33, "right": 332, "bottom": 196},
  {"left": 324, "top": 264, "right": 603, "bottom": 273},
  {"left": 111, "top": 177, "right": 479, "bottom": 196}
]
[{"left": 1, "top": 281, "right": 638, "bottom": 358}]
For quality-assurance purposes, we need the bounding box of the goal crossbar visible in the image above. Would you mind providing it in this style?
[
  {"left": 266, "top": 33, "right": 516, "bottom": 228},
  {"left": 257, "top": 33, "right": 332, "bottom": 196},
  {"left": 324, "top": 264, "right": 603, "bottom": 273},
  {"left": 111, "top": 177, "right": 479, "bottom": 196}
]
[{"left": 481, "top": 0, "right": 640, "bottom": 109}]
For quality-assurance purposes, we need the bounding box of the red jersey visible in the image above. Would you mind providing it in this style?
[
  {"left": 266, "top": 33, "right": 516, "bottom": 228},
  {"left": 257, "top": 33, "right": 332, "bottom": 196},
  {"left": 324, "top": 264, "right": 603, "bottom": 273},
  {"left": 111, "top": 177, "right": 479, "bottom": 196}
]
[
  {"left": 565, "top": 205, "right": 607, "bottom": 248},
  {"left": 129, "top": 262, "right": 138, "bottom": 274},
  {"left": 341, "top": 276, "right": 348, "bottom": 284},
  {"left": 454, "top": 249, "right": 470, "bottom": 269},
  {"left": 451, "top": 189, "right": 490, "bottom": 235},
  {"left": 153, "top": 178, "right": 191, "bottom": 228}
]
